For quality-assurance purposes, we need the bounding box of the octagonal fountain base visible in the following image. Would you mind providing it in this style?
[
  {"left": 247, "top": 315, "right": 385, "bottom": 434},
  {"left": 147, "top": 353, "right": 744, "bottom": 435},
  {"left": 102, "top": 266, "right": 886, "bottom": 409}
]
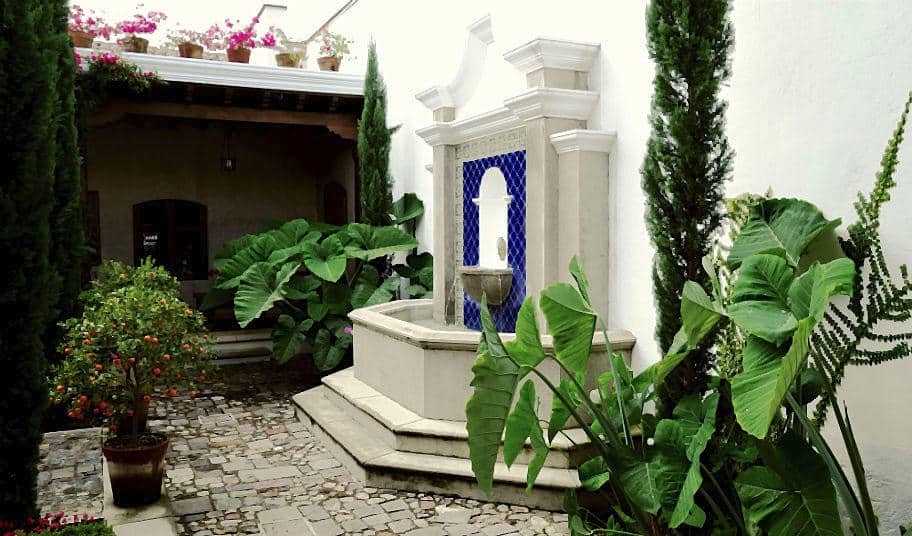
[{"left": 293, "top": 300, "right": 636, "bottom": 510}]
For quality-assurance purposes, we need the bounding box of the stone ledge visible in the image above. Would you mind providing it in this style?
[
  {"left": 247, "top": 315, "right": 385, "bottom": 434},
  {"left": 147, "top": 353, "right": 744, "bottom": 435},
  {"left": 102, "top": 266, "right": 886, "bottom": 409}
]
[
  {"left": 294, "top": 386, "right": 580, "bottom": 510},
  {"left": 549, "top": 129, "right": 617, "bottom": 155},
  {"left": 348, "top": 299, "right": 636, "bottom": 352}
]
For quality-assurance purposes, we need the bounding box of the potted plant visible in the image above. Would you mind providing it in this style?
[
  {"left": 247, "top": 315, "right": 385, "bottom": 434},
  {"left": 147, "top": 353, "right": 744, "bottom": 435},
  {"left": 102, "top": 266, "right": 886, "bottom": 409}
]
[
  {"left": 115, "top": 10, "right": 166, "bottom": 53},
  {"left": 67, "top": 5, "right": 112, "bottom": 48},
  {"left": 166, "top": 27, "right": 207, "bottom": 59},
  {"left": 211, "top": 16, "right": 275, "bottom": 64},
  {"left": 271, "top": 26, "right": 306, "bottom": 68},
  {"left": 50, "top": 259, "right": 213, "bottom": 507},
  {"left": 317, "top": 30, "right": 351, "bottom": 71}
]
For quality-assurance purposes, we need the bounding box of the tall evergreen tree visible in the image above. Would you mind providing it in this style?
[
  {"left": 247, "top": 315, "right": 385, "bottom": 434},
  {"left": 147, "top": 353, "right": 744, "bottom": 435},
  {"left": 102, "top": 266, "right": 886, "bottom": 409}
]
[
  {"left": 358, "top": 39, "right": 395, "bottom": 226},
  {"left": 642, "top": 0, "right": 734, "bottom": 411},
  {"left": 0, "top": 0, "right": 59, "bottom": 520},
  {"left": 46, "top": 0, "right": 85, "bottom": 353}
]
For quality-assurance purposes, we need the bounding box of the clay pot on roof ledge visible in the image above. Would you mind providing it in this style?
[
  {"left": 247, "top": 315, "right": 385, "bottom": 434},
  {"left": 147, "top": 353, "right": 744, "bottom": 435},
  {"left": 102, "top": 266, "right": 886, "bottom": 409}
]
[
  {"left": 69, "top": 30, "right": 94, "bottom": 48},
  {"left": 120, "top": 34, "right": 149, "bottom": 53},
  {"left": 318, "top": 55, "right": 341, "bottom": 71},
  {"left": 227, "top": 46, "right": 251, "bottom": 63},
  {"left": 178, "top": 41, "right": 204, "bottom": 59},
  {"left": 459, "top": 266, "right": 513, "bottom": 305}
]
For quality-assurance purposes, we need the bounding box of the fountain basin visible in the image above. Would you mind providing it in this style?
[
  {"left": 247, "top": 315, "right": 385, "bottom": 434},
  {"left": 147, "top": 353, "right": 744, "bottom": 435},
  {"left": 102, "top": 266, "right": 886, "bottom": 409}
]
[
  {"left": 349, "top": 299, "right": 636, "bottom": 422},
  {"left": 458, "top": 266, "right": 514, "bottom": 305}
]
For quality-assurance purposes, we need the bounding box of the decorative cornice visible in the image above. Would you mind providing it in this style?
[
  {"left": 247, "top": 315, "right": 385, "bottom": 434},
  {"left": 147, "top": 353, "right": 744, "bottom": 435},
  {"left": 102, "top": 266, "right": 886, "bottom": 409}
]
[
  {"left": 415, "top": 86, "right": 455, "bottom": 110},
  {"left": 503, "top": 87, "right": 598, "bottom": 122},
  {"left": 416, "top": 107, "right": 521, "bottom": 146},
  {"left": 414, "top": 14, "right": 493, "bottom": 112},
  {"left": 549, "top": 129, "right": 617, "bottom": 154},
  {"left": 503, "top": 38, "right": 600, "bottom": 75},
  {"left": 77, "top": 47, "right": 365, "bottom": 96}
]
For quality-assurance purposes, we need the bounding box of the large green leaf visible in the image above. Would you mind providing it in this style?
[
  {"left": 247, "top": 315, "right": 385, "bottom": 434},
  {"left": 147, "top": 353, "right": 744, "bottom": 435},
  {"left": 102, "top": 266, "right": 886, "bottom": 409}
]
[
  {"left": 353, "top": 276, "right": 401, "bottom": 309},
  {"left": 547, "top": 378, "right": 583, "bottom": 442},
  {"left": 278, "top": 218, "right": 312, "bottom": 242},
  {"left": 391, "top": 192, "right": 425, "bottom": 226},
  {"left": 726, "top": 199, "right": 841, "bottom": 269},
  {"left": 727, "top": 300, "right": 798, "bottom": 345},
  {"left": 312, "top": 328, "right": 351, "bottom": 371},
  {"left": 735, "top": 432, "right": 843, "bottom": 536},
  {"left": 539, "top": 283, "right": 596, "bottom": 381},
  {"left": 394, "top": 251, "right": 433, "bottom": 278},
  {"left": 281, "top": 274, "right": 321, "bottom": 301},
  {"left": 787, "top": 258, "right": 855, "bottom": 321},
  {"left": 322, "top": 282, "right": 353, "bottom": 315},
  {"left": 303, "top": 235, "right": 348, "bottom": 282},
  {"left": 618, "top": 456, "right": 663, "bottom": 515},
  {"left": 272, "top": 315, "right": 314, "bottom": 364},
  {"left": 680, "top": 281, "right": 723, "bottom": 348},
  {"left": 215, "top": 231, "right": 290, "bottom": 289},
  {"left": 465, "top": 299, "right": 519, "bottom": 494},
  {"left": 667, "top": 393, "right": 719, "bottom": 528},
  {"left": 504, "top": 297, "right": 545, "bottom": 373},
  {"left": 344, "top": 224, "right": 418, "bottom": 260},
  {"left": 503, "top": 380, "right": 549, "bottom": 491},
  {"left": 199, "top": 286, "right": 235, "bottom": 311},
  {"left": 578, "top": 457, "right": 611, "bottom": 491},
  {"left": 731, "top": 320, "right": 812, "bottom": 438},
  {"left": 568, "top": 256, "right": 591, "bottom": 304},
  {"left": 234, "top": 262, "right": 299, "bottom": 327},
  {"left": 732, "top": 254, "right": 794, "bottom": 305}
]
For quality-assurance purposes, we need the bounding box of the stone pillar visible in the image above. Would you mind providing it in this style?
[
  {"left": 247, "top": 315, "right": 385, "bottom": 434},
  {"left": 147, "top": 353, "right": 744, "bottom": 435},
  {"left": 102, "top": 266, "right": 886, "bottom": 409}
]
[
  {"left": 549, "top": 130, "right": 616, "bottom": 322},
  {"left": 503, "top": 39, "right": 601, "bottom": 326},
  {"left": 418, "top": 103, "right": 458, "bottom": 324}
]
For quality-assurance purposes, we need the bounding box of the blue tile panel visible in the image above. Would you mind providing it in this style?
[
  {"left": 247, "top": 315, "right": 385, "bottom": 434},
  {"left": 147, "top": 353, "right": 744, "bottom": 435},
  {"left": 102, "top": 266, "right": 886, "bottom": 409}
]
[{"left": 462, "top": 150, "right": 527, "bottom": 332}]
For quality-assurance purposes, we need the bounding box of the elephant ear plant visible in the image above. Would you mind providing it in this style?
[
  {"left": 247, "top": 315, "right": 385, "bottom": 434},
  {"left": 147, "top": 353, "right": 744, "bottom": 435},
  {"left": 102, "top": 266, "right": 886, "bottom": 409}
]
[
  {"left": 205, "top": 218, "right": 418, "bottom": 370},
  {"left": 466, "top": 194, "right": 888, "bottom": 535}
]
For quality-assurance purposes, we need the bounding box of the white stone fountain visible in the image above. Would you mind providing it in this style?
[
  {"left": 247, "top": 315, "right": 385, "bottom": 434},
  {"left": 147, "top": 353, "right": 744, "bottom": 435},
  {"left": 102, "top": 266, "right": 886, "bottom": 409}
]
[{"left": 294, "top": 17, "right": 635, "bottom": 510}]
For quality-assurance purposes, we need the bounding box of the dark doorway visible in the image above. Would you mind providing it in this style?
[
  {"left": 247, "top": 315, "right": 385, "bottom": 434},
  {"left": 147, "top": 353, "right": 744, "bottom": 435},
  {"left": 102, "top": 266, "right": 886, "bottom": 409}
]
[
  {"left": 323, "top": 181, "right": 348, "bottom": 225},
  {"left": 133, "top": 199, "right": 208, "bottom": 280}
]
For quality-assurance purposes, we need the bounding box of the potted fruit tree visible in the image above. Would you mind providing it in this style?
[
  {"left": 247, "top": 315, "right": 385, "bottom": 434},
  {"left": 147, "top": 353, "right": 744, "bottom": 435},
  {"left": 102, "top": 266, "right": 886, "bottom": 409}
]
[
  {"left": 50, "top": 259, "right": 213, "bottom": 506},
  {"left": 67, "top": 4, "right": 112, "bottom": 48},
  {"left": 115, "top": 10, "right": 166, "bottom": 53},
  {"left": 317, "top": 30, "right": 351, "bottom": 71}
]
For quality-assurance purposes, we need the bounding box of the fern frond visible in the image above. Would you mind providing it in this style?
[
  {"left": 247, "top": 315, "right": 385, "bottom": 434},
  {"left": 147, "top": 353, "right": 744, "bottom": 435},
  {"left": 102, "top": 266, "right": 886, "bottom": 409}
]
[{"left": 813, "top": 91, "right": 912, "bottom": 426}]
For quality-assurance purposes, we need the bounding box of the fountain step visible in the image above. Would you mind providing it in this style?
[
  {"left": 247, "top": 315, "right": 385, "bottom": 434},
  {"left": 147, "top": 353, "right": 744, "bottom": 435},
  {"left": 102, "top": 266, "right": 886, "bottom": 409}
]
[
  {"left": 293, "top": 385, "right": 580, "bottom": 511},
  {"left": 319, "top": 368, "right": 596, "bottom": 469}
]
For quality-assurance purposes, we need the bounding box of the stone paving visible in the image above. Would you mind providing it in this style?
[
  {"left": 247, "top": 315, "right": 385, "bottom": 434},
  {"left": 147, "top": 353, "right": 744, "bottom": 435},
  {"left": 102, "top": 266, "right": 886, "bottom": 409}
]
[
  {"left": 37, "top": 427, "right": 105, "bottom": 518},
  {"left": 38, "top": 363, "right": 569, "bottom": 536}
]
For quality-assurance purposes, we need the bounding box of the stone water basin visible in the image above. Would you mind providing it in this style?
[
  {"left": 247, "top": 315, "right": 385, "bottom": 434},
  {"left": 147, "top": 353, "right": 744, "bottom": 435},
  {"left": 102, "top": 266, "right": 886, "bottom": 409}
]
[{"left": 349, "top": 299, "right": 636, "bottom": 422}]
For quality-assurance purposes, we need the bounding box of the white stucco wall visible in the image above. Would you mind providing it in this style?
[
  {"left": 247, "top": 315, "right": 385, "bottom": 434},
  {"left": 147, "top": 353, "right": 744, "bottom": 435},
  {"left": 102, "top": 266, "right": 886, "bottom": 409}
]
[{"left": 335, "top": 0, "right": 912, "bottom": 528}]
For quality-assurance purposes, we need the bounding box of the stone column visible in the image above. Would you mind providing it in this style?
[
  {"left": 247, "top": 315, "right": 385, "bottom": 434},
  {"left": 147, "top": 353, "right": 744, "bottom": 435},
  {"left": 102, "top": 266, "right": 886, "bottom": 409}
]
[
  {"left": 503, "top": 39, "right": 601, "bottom": 325},
  {"left": 420, "top": 105, "right": 458, "bottom": 324},
  {"left": 550, "top": 130, "right": 616, "bottom": 322}
]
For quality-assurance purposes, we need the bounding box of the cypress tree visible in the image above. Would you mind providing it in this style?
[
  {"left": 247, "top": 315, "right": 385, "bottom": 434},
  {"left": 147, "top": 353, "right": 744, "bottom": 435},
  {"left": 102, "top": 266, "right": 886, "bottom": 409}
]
[
  {"left": 46, "top": 0, "right": 85, "bottom": 353},
  {"left": 0, "top": 0, "right": 58, "bottom": 520},
  {"left": 358, "top": 39, "right": 395, "bottom": 226},
  {"left": 641, "top": 0, "right": 734, "bottom": 411}
]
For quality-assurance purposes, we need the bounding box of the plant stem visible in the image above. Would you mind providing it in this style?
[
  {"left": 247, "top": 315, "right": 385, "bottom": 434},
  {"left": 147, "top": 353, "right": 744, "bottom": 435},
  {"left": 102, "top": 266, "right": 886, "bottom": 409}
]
[
  {"left": 599, "top": 318, "right": 634, "bottom": 446},
  {"left": 699, "top": 488, "right": 731, "bottom": 531},
  {"left": 548, "top": 352, "right": 626, "bottom": 449},
  {"left": 701, "top": 462, "right": 745, "bottom": 534},
  {"left": 525, "top": 365, "right": 652, "bottom": 533}
]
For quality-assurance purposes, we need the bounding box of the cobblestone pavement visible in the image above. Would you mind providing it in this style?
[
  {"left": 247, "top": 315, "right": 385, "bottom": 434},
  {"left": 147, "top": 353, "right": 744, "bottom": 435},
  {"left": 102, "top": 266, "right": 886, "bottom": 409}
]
[
  {"left": 39, "top": 363, "right": 569, "bottom": 536},
  {"left": 37, "top": 427, "right": 105, "bottom": 518}
]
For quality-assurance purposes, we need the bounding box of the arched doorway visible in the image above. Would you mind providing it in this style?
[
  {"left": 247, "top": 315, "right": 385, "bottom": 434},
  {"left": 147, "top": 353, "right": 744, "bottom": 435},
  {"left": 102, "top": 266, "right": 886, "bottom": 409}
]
[{"left": 133, "top": 199, "right": 208, "bottom": 280}]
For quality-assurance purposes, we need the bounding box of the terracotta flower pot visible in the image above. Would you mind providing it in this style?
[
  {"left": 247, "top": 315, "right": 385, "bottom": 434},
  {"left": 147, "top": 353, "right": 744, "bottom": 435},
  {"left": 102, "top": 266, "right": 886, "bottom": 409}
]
[
  {"left": 121, "top": 35, "right": 149, "bottom": 53},
  {"left": 69, "top": 30, "right": 94, "bottom": 48},
  {"left": 102, "top": 432, "right": 169, "bottom": 507},
  {"left": 318, "top": 55, "right": 340, "bottom": 71},
  {"left": 227, "top": 47, "right": 251, "bottom": 64},
  {"left": 178, "top": 41, "right": 204, "bottom": 59},
  {"left": 275, "top": 53, "right": 298, "bottom": 68}
]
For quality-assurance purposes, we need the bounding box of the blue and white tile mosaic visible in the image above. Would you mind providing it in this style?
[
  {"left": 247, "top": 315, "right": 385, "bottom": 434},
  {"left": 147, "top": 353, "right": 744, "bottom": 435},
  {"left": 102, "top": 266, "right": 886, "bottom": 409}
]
[{"left": 462, "top": 150, "right": 527, "bottom": 332}]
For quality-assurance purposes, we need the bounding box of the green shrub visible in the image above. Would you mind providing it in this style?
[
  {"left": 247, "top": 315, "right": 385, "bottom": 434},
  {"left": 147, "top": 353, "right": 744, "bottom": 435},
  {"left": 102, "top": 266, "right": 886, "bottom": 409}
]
[
  {"left": 205, "top": 219, "right": 417, "bottom": 370},
  {"left": 50, "top": 260, "right": 214, "bottom": 435},
  {"left": 0, "top": 0, "right": 60, "bottom": 521}
]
